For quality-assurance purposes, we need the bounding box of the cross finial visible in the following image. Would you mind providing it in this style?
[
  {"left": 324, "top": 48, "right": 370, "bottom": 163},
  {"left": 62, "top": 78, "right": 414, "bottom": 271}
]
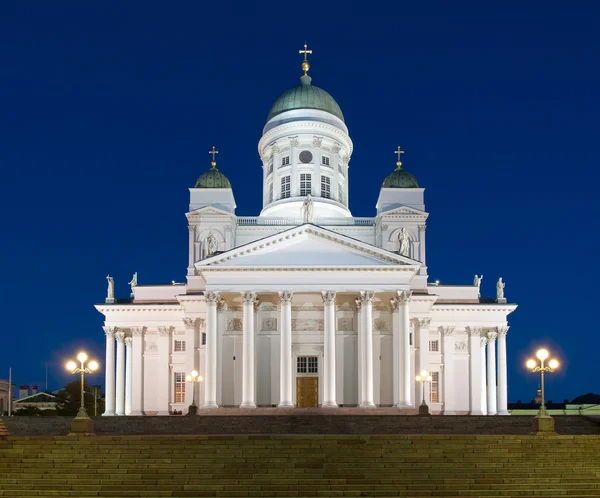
[
  {"left": 394, "top": 146, "right": 405, "bottom": 168},
  {"left": 208, "top": 146, "right": 219, "bottom": 168},
  {"left": 299, "top": 42, "right": 312, "bottom": 75}
]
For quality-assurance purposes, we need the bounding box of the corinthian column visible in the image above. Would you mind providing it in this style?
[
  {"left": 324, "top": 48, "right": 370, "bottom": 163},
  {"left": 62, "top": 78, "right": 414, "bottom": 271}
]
[
  {"left": 322, "top": 291, "right": 338, "bottom": 408},
  {"left": 496, "top": 326, "right": 509, "bottom": 415},
  {"left": 466, "top": 327, "right": 483, "bottom": 415},
  {"left": 417, "top": 318, "right": 431, "bottom": 402},
  {"left": 355, "top": 298, "right": 363, "bottom": 406},
  {"left": 440, "top": 326, "right": 455, "bottom": 415},
  {"left": 240, "top": 292, "right": 257, "bottom": 408},
  {"left": 487, "top": 331, "right": 498, "bottom": 415},
  {"left": 103, "top": 327, "right": 116, "bottom": 416},
  {"left": 203, "top": 292, "right": 219, "bottom": 408},
  {"left": 278, "top": 291, "right": 294, "bottom": 407},
  {"left": 125, "top": 337, "right": 133, "bottom": 415},
  {"left": 187, "top": 225, "right": 196, "bottom": 275},
  {"left": 115, "top": 332, "right": 126, "bottom": 416},
  {"left": 130, "top": 327, "right": 144, "bottom": 415},
  {"left": 392, "top": 291, "right": 412, "bottom": 408},
  {"left": 480, "top": 336, "right": 488, "bottom": 415},
  {"left": 359, "top": 291, "right": 376, "bottom": 408}
]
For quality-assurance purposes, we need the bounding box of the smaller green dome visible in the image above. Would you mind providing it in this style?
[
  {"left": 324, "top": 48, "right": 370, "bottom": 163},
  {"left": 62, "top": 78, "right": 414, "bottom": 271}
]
[
  {"left": 382, "top": 166, "right": 419, "bottom": 188},
  {"left": 194, "top": 167, "right": 231, "bottom": 189}
]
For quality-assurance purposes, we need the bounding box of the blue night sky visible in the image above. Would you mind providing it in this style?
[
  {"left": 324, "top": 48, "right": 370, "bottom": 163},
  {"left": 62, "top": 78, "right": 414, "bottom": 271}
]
[{"left": 2, "top": 2, "right": 599, "bottom": 404}]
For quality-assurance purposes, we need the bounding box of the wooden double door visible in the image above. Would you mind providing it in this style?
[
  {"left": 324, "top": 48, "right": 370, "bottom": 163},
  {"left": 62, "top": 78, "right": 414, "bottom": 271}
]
[{"left": 296, "top": 377, "right": 318, "bottom": 408}]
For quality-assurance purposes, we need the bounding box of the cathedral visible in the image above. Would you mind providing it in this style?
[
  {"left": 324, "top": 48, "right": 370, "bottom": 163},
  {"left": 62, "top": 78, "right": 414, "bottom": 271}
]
[{"left": 96, "top": 47, "right": 516, "bottom": 416}]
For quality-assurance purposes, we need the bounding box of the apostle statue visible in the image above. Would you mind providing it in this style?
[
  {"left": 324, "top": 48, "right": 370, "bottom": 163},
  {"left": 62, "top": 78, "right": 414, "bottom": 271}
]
[
  {"left": 398, "top": 227, "right": 410, "bottom": 257},
  {"left": 106, "top": 275, "right": 115, "bottom": 302},
  {"left": 473, "top": 274, "right": 483, "bottom": 296},
  {"left": 206, "top": 230, "right": 219, "bottom": 256},
  {"left": 302, "top": 194, "right": 314, "bottom": 223},
  {"left": 128, "top": 272, "right": 138, "bottom": 296},
  {"left": 496, "top": 277, "right": 505, "bottom": 301}
]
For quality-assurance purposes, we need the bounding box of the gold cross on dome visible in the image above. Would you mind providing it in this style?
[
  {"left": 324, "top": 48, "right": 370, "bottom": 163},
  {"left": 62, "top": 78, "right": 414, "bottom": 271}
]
[
  {"left": 394, "top": 146, "right": 405, "bottom": 167},
  {"left": 299, "top": 42, "right": 312, "bottom": 61},
  {"left": 208, "top": 146, "right": 219, "bottom": 167}
]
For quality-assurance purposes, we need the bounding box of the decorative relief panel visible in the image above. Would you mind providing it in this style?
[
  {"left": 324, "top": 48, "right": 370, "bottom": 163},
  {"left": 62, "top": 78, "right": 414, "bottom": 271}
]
[
  {"left": 227, "top": 318, "right": 243, "bottom": 332},
  {"left": 455, "top": 341, "right": 468, "bottom": 352},
  {"left": 292, "top": 318, "right": 324, "bottom": 331},
  {"left": 262, "top": 318, "right": 278, "bottom": 332},
  {"left": 145, "top": 341, "right": 158, "bottom": 352},
  {"left": 374, "top": 318, "right": 387, "bottom": 332},
  {"left": 337, "top": 317, "right": 353, "bottom": 331}
]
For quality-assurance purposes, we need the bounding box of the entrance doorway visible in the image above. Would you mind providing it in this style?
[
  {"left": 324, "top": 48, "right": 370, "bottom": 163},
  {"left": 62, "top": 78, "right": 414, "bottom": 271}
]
[{"left": 296, "top": 377, "right": 318, "bottom": 408}]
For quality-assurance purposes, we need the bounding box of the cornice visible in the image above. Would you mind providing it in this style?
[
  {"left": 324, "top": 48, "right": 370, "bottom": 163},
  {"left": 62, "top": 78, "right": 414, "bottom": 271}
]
[
  {"left": 432, "top": 304, "right": 518, "bottom": 313},
  {"left": 97, "top": 305, "right": 183, "bottom": 314},
  {"left": 201, "top": 266, "right": 416, "bottom": 273}
]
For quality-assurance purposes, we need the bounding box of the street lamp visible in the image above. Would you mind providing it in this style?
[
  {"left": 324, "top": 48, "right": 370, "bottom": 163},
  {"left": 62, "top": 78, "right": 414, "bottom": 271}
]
[
  {"left": 186, "top": 370, "right": 203, "bottom": 415},
  {"left": 65, "top": 351, "right": 99, "bottom": 434},
  {"left": 526, "top": 348, "right": 559, "bottom": 434},
  {"left": 416, "top": 370, "right": 432, "bottom": 415}
]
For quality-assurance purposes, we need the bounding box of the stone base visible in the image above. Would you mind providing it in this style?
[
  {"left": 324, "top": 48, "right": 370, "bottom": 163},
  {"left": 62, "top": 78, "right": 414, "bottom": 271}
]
[
  {"left": 187, "top": 405, "right": 198, "bottom": 416},
  {"left": 277, "top": 402, "right": 295, "bottom": 408},
  {"left": 320, "top": 402, "right": 339, "bottom": 408},
  {"left": 359, "top": 402, "right": 377, "bottom": 408},
  {"left": 531, "top": 415, "right": 557, "bottom": 435},
  {"left": 69, "top": 417, "right": 95, "bottom": 436},
  {"left": 239, "top": 402, "right": 257, "bottom": 409},
  {"left": 418, "top": 403, "right": 430, "bottom": 416}
]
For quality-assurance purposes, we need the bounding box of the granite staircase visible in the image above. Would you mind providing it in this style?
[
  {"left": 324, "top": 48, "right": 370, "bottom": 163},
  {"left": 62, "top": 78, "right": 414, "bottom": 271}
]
[{"left": 1, "top": 434, "right": 600, "bottom": 497}]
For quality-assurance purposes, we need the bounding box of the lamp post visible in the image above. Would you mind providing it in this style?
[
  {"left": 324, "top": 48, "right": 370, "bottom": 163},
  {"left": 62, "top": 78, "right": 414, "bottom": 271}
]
[
  {"left": 186, "top": 370, "right": 203, "bottom": 415},
  {"left": 526, "top": 348, "right": 559, "bottom": 434},
  {"left": 66, "top": 351, "right": 99, "bottom": 435},
  {"left": 416, "top": 370, "right": 432, "bottom": 415}
]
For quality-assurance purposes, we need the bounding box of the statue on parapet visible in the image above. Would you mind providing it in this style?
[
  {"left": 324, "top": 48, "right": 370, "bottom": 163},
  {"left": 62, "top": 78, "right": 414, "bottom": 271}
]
[
  {"left": 473, "top": 274, "right": 483, "bottom": 296},
  {"left": 128, "top": 272, "right": 138, "bottom": 297},
  {"left": 398, "top": 227, "right": 410, "bottom": 257},
  {"left": 106, "top": 275, "right": 115, "bottom": 303},
  {"left": 496, "top": 277, "right": 506, "bottom": 301},
  {"left": 302, "top": 194, "right": 314, "bottom": 223}
]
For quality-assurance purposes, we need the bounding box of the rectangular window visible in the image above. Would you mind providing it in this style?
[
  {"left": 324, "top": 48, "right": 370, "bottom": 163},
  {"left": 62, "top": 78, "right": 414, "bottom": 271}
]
[
  {"left": 201, "top": 332, "right": 206, "bottom": 346},
  {"left": 281, "top": 156, "right": 290, "bottom": 166},
  {"left": 174, "top": 372, "right": 186, "bottom": 403},
  {"left": 174, "top": 340, "right": 186, "bottom": 352},
  {"left": 308, "top": 357, "right": 318, "bottom": 374},
  {"left": 409, "top": 333, "right": 413, "bottom": 346},
  {"left": 268, "top": 183, "right": 273, "bottom": 203},
  {"left": 281, "top": 176, "right": 291, "bottom": 199},
  {"left": 321, "top": 155, "right": 330, "bottom": 166},
  {"left": 300, "top": 173, "right": 311, "bottom": 196},
  {"left": 338, "top": 164, "right": 344, "bottom": 176},
  {"left": 268, "top": 162, "right": 273, "bottom": 175},
  {"left": 320, "top": 175, "right": 331, "bottom": 199},
  {"left": 429, "top": 340, "right": 439, "bottom": 352},
  {"left": 297, "top": 356, "right": 318, "bottom": 374},
  {"left": 430, "top": 372, "right": 439, "bottom": 403},
  {"left": 297, "top": 357, "right": 307, "bottom": 373},
  {"left": 338, "top": 184, "right": 344, "bottom": 204}
]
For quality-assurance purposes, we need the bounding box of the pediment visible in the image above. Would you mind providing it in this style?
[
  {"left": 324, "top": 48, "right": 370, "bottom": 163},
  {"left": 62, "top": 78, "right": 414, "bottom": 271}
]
[
  {"left": 186, "top": 206, "right": 234, "bottom": 219},
  {"left": 378, "top": 205, "right": 428, "bottom": 218},
  {"left": 197, "top": 224, "right": 419, "bottom": 269}
]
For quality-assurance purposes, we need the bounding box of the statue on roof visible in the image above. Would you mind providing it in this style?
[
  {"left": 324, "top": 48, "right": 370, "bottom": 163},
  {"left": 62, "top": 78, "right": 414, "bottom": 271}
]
[
  {"left": 473, "top": 275, "right": 483, "bottom": 296},
  {"left": 302, "top": 194, "right": 314, "bottom": 223},
  {"left": 398, "top": 228, "right": 410, "bottom": 257},
  {"left": 206, "top": 230, "right": 219, "bottom": 256},
  {"left": 496, "top": 277, "right": 505, "bottom": 301},
  {"left": 106, "top": 275, "right": 114, "bottom": 302},
  {"left": 128, "top": 272, "right": 138, "bottom": 296}
]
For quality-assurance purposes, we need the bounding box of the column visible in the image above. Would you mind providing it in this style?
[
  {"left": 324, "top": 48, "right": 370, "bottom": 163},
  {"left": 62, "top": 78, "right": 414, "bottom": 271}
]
[
  {"left": 130, "top": 327, "right": 144, "bottom": 415},
  {"left": 103, "top": 326, "right": 116, "bottom": 416},
  {"left": 240, "top": 292, "right": 257, "bottom": 408},
  {"left": 486, "top": 331, "right": 498, "bottom": 415},
  {"left": 466, "top": 327, "right": 483, "bottom": 415},
  {"left": 496, "top": 326, "right": 509, "bottom": 415},
  {"left": 290, "top": 137, "right": 299, "bottom": 197},
  {"left": 398, "top": 291, "right": 412, "bottom": 407},
  {"left": 440, "top": 327, "right": 455, "bottom": 414},
  {"left": 125, "top": 337, "right": 133, "bottom": 415},
  {"left": 183, "top": 318, "right": 198, "bottom": 411},
  {"left": 391, "top": 297, "right": 399, "bottom": 407},
  {"left": 359, "top": 291, "right": 376, "bottom": 408},
  {"left": 115, "top": 332, "right": 126, "bottom": 416},
  {"left": 278, "top": 291, "right": 294, "bottom": 407},
  {"left": 418, "top": 225, "right": 427, "bottom": 266},
  {"left": 157, "top": 327, "right": 172, "bottom": 415},
  {"left": 355, "top": 298, "right": 363, "bottom": 406},
  {"left": 480, "top": 337, "right": 488, "bottom": 415},
  {"left": 417, "top": 318, "right": 431, "bottom": 402},
  {"left": 203, "top": 292, "right": 219, "bottom": 408},
  {"left": 322, "top": 291, "right": 338, "bottom": 407},
  {"left": 187, "top": 225, "right": 195, "bottom": 275}
]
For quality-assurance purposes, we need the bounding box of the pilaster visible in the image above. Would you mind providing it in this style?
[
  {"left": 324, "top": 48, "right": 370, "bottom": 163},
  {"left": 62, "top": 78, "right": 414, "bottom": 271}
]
[
  {"left": 440, "top": 326, "right": 455, "bottom": 415},
  {"left": 322, "top": 291, "right": 338, "bottom": 408},
  {"left": 103, "top": 326, "right": 116, "bottom": 416},
  {"left": 466, "top": 326, "right": 483, "bottom": 415}
]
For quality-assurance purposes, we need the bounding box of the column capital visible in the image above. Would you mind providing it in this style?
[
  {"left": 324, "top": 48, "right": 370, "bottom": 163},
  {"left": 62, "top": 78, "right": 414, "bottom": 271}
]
[
  {"left": 183, "top": 318, "right": 196, "bottom": 330},
  {"left": 278, "top": 291, "right": 293, "bottom": 303},
  {"left": 480, "top": 336, "right": 488, "bottom": 347},
  {"left": 289, "top": 137, "right": 299, "bottom": 148},
  {"left": 321, "top": 291, "right": 336, "bottom": 304},
  {"left": 241, "top": 291, "right": 257, "bottom": 304},
  {"left": 359, "top": 291, "right": 375, "bottom": 304},
  {"left": 188, "top": 225, "right": 196, "bottom": 233},
  {"left": 205, "top": 291, "right": 220, "bottom": 303},
  {"left": 439, "top": 326, "right": 455, "bottom": 336},
  {"left": 125, "top": 337, "right": 133, "bottom": 347},
  {"left": 158, "top": 326, "right": 171, "bottom": 337},
  {"left": 465, "top": 326, "right": 482, "bottom": 336},
  {"left": 103, "top": 326, "right": 117, "bottom": 338},
  {"left": 354, "top": 297, "right": 362, "bottom": 311},
  {"left": 418, "top": 225, "right": 427, "bottom": 232},
  {"left": 487, "top": 331, "right": 498, "bottom": 342},
  {"left": 254, "top": 299, "right": 261, "bottom": 312},
  {"left": 496, "top": 326, "right": 509, "bottom": 337},
  {"left": 397, "top": 290, "right": 412, "bottom": 304},
  {"left": 418, "top": 318, "right": 431, "bottom": 328},
  {"left": 131, "top": 326, "right": 144, "bottom": 336},
  {"left": 217, "top": 299, "right": 227, "bottom": 312},
  {"left": 115, "top": 331, "right": 126, "bottom": 342}
]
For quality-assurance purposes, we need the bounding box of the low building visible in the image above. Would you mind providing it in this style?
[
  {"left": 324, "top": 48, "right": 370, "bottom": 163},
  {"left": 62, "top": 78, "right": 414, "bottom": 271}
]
[
  {"left": 508, "top": 393, "right": 600, "bottom": 416},
  {"left": 12, "top": 391, "right": 57, "bottom": 413},
  {"left": 0, "top": 379, "right": 14, "bottom": 414}
]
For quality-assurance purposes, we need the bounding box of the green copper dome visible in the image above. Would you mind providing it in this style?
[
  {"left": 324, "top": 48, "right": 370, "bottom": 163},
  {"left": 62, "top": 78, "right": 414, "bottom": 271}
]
[
  {"left": 267, "top": 75, "right": 344, "bottom": 122},
  {"left": 194, "top": 167, "right": 231, "bottom": 189},
  {"left": 382, "top": 167, "right": 419, "bottom": 188}
]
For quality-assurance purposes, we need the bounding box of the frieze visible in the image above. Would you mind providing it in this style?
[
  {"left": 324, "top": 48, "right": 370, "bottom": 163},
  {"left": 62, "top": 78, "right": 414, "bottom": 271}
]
[
  {"left": 131, "top": 327, "right": 144, "bottom": 336},
  {"left": 418, "top": 318, "right": 431, "bottom": 328},
  {"left": 374, "top": 318, "right": 387, "bottom": 332},
  {"left": 145, "top": 341, "right": 158, "bottom": 352},
  {"left": 439, "top": 326, "right": 455, "bottom": 336},
  {"left": 465, "top": 326, "right": 482, "bottom": 336},
  {"left": 454, "top": 341, "right": 468, "bottom": 352},
  {"left": 262, "top": 318, "right": 278, "bottom": 332},
  {"left": 338, "top": 317, "right": 353, "bottom": 331},
  {"left": 292, "top": 318, "right": 324, "bottom": 331},
  {"left": 227, "top": 318, "right": 243, "bottom": 332},
  {"left": 158, "top": 326, "right": 171, "bottom": 337},
  {"left": 183, "top": 318, "right": 196, "bottom": 329}
]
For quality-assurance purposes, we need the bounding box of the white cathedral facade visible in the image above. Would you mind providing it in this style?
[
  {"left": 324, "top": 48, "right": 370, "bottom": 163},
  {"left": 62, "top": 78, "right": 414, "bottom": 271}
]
[{"left": 96, "top": 51, "right": 516, "bottom": 416}]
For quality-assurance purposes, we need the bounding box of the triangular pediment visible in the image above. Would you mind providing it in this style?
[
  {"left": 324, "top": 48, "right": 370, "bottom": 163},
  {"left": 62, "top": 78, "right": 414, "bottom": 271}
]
[
  {"left": 197, "top": 224, "right": 420, "bottom": 269},
  {"left": 186, "top": 206, "right": 234, "bottom": 219},
  {"left": 378, "top": 205, "right": 429, "bottom": 218}
]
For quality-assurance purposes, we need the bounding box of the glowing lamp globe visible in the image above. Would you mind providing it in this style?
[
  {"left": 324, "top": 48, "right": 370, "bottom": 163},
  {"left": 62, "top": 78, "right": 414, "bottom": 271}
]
[
  {"left": 77, "top": 352, "right": 88, "bottom": 363},
  {"left": 536, "top": 349, "right": 549, "bottom": 361},
  {"left": 191, "top": 370, "right": 198, "bottom": 378},
  {"left": 186, "top": 375, "right": 192, "bottom": 382},
  {"left": 549, "top": 359, "right": 559, "bottom": 369},
  {"left": 88, "top": 361, "right": 99, "bottom": 371},
  {"left": 66, "top": 361, "right": 77, "bottom": 372},
  {"left": 526, "top": 359, "right": 536, "bottom": 369}
]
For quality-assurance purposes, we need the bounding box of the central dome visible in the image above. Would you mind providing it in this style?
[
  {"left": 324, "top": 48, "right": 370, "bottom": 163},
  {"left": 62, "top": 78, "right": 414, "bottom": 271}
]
[{"left": 267, "top": 75, "right": 344, "bottom": 123}]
